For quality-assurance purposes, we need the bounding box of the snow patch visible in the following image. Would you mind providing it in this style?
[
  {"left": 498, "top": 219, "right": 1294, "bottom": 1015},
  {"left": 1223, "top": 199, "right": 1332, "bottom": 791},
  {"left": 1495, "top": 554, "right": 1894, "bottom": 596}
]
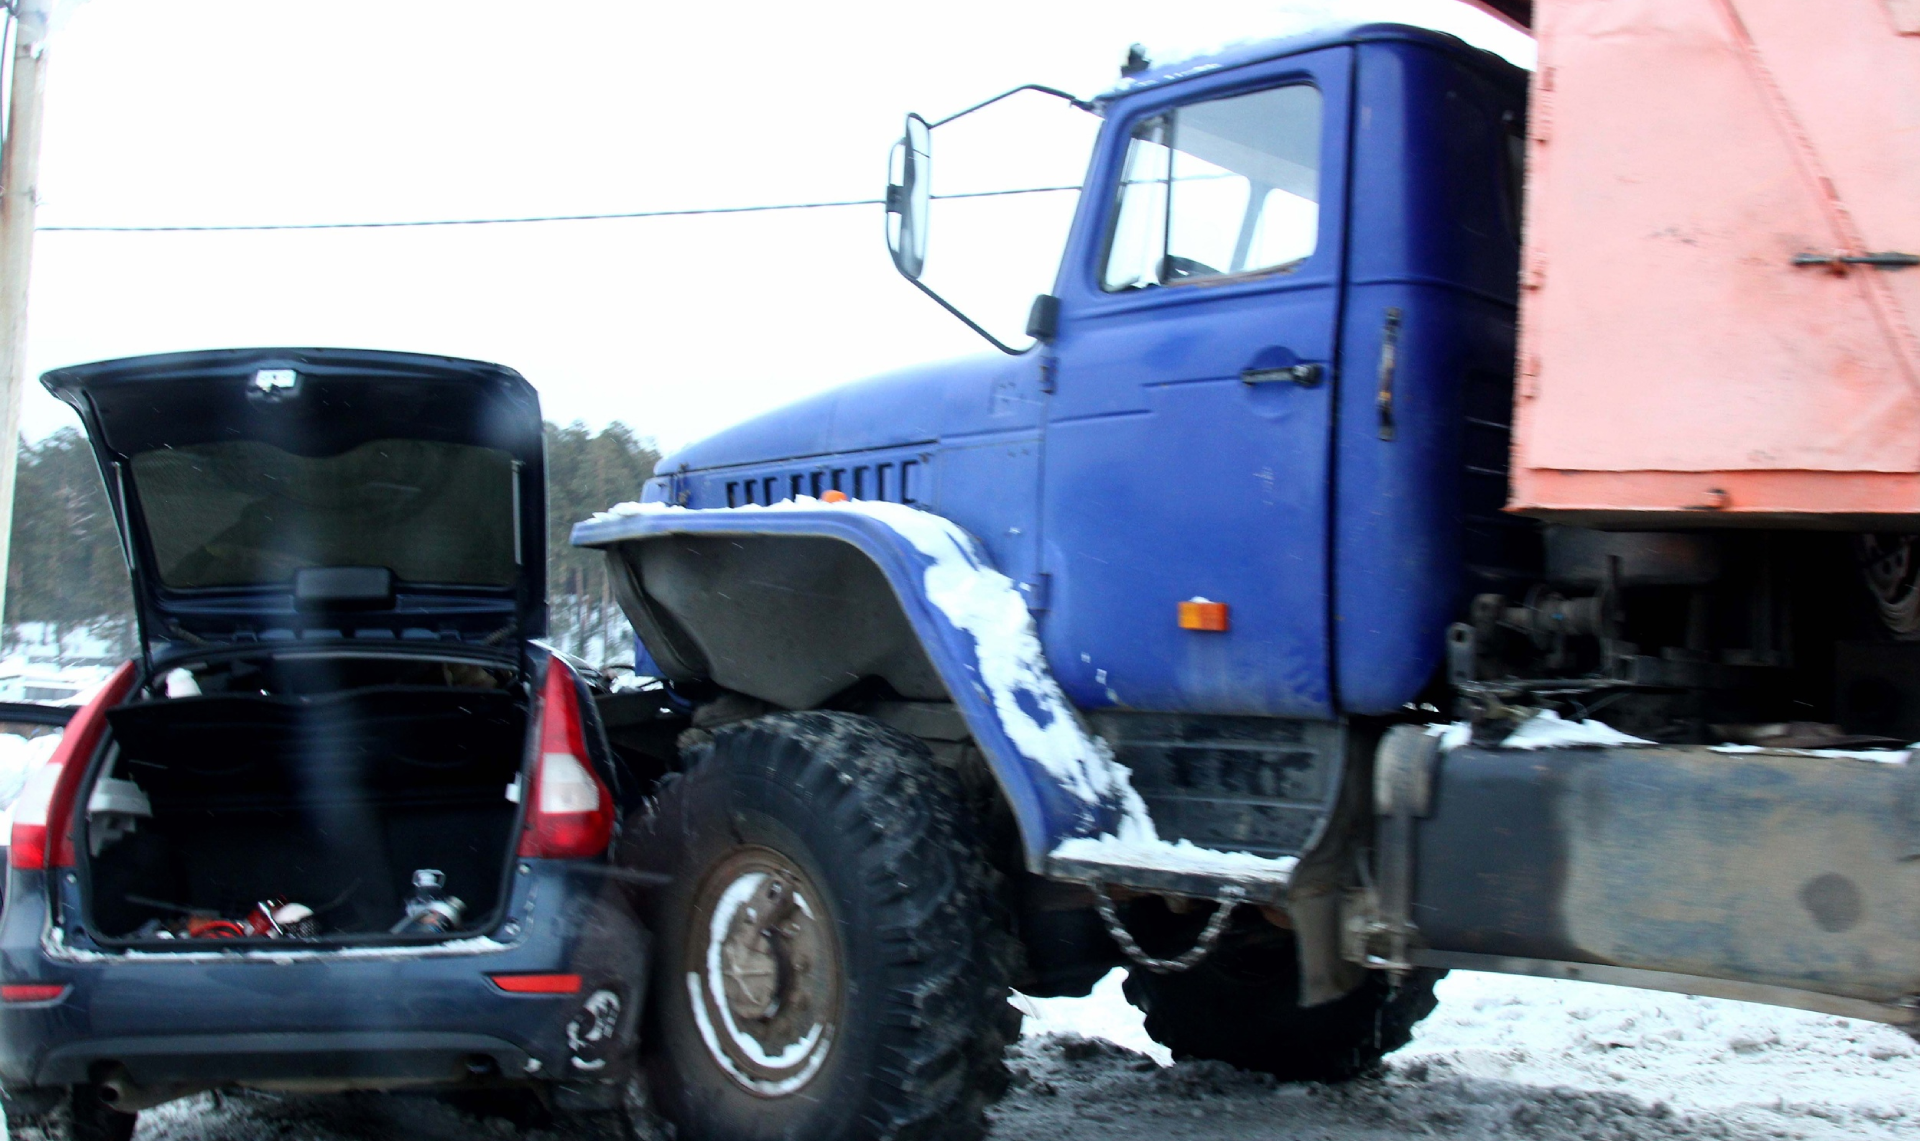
[
  {"left": 1434, "top": 714, "right": 1909, "bottom": 763},
  {"left": 1710, "top": 743, "right": 1912, "bottom": 764},
  {"left": 0, "top": 731, "right": 61, "bottom": 812},
  {"left": 1502, "top": 709, "right": 1654, "bottom": 750},
  {"left": 1498, "top": 709, "right": 1653, "bottom": 750},
  {"left": 1049, "top": 835, "right": 1298, "bottom": 882},
  {"left": 1430, "top": 710, "right": 1652, "bottom": 753},
  {"left": 1111, "top": 0, "right": 1537, "bottom": 88},
  {"left": 845, "top": 498, "right": 1132, "bottom": 809},
  {"left": 1013, "top": 968, "right": 1171, "bottom": 1066}
]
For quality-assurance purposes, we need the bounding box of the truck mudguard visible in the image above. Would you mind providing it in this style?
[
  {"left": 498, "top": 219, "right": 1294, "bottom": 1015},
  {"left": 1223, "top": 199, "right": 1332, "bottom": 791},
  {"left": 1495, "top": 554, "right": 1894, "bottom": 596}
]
[{"left": 571, "top": 499, "right": 1300, "bottom": 895}]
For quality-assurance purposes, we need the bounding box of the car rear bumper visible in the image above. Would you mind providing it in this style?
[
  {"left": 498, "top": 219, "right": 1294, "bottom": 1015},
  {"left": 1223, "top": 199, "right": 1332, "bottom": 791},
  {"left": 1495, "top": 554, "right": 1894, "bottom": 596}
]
[
  {"left": 0, "top": 862, "right": 648, "bottom": 1094},
  {"left": 36, "top": 1030, "right": 534, "bottom": 1089}
]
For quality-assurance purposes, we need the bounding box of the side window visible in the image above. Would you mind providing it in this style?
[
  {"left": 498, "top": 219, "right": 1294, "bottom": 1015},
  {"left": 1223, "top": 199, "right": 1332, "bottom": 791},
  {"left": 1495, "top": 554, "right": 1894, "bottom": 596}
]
[{"left": 1102, "top": 84, "right": 1323, "bottom": 292}]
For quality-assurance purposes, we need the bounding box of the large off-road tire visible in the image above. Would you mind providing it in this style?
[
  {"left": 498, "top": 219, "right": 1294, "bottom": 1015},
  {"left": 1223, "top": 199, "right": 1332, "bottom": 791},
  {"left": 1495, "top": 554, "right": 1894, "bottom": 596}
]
[
  {"left": 2, "top": 1085, "right": 137, "bottom": 1141},
  {"left": 628, "top": 712, "right": 1020, "bottom": 1141},
  {"left": 1124, "top": 931, "right": 1441, "bottom": 1081}
]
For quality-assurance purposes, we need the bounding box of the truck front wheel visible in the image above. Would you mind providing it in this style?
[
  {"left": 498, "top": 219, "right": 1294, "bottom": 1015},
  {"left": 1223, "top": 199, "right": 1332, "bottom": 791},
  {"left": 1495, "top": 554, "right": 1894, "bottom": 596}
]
[
  {"left": 1123, "top": 931, "right": 1441, "bottom": 1081},
  {"left": 629, "top": 712, "right": 1020, "bottom": 1141}
]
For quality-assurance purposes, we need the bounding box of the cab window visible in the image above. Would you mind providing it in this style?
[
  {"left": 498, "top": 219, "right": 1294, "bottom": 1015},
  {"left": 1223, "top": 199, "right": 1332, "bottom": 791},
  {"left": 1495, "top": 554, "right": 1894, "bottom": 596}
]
[{"left": 1102, "top": 84, "right": 1323, "bottom": 291}]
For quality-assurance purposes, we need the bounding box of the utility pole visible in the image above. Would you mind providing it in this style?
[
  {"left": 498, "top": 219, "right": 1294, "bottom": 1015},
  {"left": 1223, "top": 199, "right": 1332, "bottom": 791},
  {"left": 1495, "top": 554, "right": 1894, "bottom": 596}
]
[{"left": 0, "top": 0, "right": 49, "bottom": 632}]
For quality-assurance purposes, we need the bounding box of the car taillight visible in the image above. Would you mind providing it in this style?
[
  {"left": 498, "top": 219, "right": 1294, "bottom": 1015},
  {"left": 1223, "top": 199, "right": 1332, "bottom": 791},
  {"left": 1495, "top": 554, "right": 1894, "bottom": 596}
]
[
  {"left": 0, "top": 984, "right": 68, "bottom": 1003},
  {"left": 517, "top": 660, "right": 613, "bottom": 860},
  {"left": 11, "top": 662, "right": 137, "bottom": 871}
]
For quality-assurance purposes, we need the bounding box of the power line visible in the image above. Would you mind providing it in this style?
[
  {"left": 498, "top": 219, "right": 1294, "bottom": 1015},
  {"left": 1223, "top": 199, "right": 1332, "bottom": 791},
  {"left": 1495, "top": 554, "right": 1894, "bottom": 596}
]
[{"left": 34, "top": 184, "right": 1082, "bottom": 234}]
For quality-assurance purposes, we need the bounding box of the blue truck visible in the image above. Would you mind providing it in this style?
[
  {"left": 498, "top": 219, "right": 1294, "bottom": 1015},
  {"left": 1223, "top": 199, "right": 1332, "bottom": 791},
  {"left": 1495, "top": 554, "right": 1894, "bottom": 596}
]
[{"left": 575, "top": 20, "right": 1920, "bottom": 1141}]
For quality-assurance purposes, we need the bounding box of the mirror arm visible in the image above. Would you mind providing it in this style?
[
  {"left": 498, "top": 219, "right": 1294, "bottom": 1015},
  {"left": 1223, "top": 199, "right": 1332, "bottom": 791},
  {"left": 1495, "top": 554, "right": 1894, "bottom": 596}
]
[
  {"left": 900, "top": 274, "right": 1030, "bottom": 356},
  {"left": 887, "top": 85, "right": 1089, "bottom": 355},
  {"left": 929, "top": 83, "right": 1093, "bottom": 128}
]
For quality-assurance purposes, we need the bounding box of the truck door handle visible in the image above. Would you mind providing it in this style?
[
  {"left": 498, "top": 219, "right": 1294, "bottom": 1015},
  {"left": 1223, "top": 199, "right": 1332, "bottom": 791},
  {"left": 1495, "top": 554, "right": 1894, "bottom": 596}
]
[
  {"left": 1241, "top": 362, "right": 1323, "bottom": 387},
  {"left": 1376, "top": 307, "right": 1404, "bottom": 441}
]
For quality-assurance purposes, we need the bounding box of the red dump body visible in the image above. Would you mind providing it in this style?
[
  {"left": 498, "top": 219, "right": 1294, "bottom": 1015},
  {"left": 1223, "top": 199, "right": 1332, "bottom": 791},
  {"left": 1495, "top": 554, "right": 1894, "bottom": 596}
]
[{"left": 1505, "top": 0, "right": 1920, "bottom": 527}]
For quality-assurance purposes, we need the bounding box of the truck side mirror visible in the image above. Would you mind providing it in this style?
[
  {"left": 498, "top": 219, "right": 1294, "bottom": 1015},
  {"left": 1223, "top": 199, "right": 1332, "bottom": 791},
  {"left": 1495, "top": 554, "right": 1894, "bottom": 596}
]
[{"left": 886, "top": 114, "right": 932, "bottom": 280}]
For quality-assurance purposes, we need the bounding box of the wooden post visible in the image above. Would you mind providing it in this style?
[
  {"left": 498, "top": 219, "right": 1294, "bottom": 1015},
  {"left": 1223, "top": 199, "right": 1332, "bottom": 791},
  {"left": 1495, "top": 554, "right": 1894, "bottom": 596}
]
[{"left": 0, "top": 0, "right": 50, "bottom": 630}]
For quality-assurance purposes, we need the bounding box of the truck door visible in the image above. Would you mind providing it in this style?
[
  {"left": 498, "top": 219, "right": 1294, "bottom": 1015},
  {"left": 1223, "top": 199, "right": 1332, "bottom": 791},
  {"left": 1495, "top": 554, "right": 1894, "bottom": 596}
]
[{"left": 1039, "top": 47, "right": 1350, "bottom": 718}]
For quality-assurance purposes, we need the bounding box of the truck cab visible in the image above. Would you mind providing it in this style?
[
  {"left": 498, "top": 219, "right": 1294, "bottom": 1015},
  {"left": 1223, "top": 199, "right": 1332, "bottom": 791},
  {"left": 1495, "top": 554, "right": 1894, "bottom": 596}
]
[{"left": 655, "top": 23, "right": 1527, "bottom": 725}]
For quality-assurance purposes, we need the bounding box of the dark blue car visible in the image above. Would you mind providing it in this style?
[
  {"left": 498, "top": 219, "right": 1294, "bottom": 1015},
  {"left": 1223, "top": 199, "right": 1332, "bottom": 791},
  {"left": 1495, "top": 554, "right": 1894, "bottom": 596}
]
[{"left": 0, "top": 349, "right": 650, "bottom": 1141}]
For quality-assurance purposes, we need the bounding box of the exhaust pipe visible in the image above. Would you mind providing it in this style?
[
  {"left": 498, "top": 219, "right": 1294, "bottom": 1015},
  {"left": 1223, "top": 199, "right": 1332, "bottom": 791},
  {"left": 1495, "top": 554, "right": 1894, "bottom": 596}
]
[
  {"left": 95, "top": 1067, "right": 199, "bottom": 1112},
  {"left": 96, "top": 1069, "right": 132, "bottom": 1107}
]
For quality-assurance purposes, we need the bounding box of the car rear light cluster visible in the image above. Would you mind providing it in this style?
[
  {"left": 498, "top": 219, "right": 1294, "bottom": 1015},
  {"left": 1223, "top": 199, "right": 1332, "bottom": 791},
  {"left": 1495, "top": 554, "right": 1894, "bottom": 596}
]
[
  {"left": 10, "top": 662, "right": 137, "bottom": 872},
  {"left": 516, "top": 660, "right": 613, "bottom": 860},
  {"left": 1, "top": 984, "right": 68, "bottom": 1003}
]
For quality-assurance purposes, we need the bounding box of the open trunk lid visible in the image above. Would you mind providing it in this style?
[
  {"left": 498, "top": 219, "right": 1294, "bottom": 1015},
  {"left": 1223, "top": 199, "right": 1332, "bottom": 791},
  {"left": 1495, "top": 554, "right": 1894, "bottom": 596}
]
[{"left": 42, "top": 348, "right": 547, "bottom": 662}]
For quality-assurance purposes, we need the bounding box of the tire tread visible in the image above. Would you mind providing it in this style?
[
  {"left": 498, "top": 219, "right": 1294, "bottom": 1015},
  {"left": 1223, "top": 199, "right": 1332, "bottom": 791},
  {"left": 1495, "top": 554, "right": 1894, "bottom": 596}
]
[{"left": 636, "top": 712, "right": 1020, "bottom": 1141}]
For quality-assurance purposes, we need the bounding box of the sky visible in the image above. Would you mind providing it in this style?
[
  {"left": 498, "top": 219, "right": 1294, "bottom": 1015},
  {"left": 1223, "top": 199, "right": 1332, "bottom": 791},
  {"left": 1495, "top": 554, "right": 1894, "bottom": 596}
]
[{"left": 19, "top": 0, "right": 1531, "bottom": 454}]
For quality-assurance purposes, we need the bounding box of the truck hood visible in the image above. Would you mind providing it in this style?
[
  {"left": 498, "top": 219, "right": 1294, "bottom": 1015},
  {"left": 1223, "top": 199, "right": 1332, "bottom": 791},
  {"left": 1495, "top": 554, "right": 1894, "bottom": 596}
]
[
  {"left": 43, "top": 348, "right": 547, "bottom": 658},
  {"left": 665, "top": 352, "right": 1012, "bottom": 473}
]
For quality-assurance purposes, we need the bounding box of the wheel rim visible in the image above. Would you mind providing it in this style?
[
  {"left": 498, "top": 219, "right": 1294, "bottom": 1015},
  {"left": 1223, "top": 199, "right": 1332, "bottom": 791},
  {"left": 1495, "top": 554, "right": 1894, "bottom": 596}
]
[{"left": 684, "top": 845, "right": 841, "bottom": 1097}]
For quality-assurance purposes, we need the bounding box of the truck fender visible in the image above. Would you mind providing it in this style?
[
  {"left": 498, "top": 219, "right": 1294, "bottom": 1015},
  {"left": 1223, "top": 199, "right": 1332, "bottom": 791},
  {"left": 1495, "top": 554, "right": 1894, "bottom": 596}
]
[{"left": 571, "top": 500, "right": 1137, "bottom": 870}]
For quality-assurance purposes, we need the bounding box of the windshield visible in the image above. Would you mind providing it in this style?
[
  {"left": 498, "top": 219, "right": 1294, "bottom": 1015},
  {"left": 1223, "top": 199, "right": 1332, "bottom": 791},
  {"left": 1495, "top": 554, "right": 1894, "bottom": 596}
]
[{"left": 130, "top": 438, "right": 517, "bottom": 589}]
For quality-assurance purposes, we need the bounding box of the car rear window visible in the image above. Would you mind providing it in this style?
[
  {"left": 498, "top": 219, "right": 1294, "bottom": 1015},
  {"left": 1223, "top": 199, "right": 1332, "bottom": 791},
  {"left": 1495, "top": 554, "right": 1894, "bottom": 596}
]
[{"left": 130, "top": 438, "right": 517, "bottom": 589}]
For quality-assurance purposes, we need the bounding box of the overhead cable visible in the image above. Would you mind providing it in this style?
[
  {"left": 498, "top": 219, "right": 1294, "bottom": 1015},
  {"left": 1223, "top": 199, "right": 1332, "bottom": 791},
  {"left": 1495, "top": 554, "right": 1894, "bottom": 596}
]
[{"left": 35, "top": 184, "right": 1081, "bottom": 233}]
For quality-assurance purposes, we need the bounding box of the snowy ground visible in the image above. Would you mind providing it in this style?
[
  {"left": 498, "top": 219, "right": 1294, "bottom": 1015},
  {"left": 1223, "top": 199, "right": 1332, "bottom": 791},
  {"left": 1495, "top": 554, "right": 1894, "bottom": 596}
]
[
  {"left": 1002, "top": 969, "right": 1920, "bottom": 1141},
  {"left": 12, "top": 968, "right": 1906, "bottom": 1140}
]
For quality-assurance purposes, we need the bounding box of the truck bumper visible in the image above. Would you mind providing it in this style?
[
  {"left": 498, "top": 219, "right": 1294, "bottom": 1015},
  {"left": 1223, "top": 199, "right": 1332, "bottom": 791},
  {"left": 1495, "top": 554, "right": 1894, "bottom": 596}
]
[{"left": 1407, "top": 742, "right": 1920, "bottom": 1022}]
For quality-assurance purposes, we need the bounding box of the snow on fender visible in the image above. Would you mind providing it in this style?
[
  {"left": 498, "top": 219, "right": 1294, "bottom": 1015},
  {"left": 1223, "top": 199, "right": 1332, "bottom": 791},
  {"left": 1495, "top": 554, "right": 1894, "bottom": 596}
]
[{"left": 571, "top": 497, "right": 1296, "bottom": 889}]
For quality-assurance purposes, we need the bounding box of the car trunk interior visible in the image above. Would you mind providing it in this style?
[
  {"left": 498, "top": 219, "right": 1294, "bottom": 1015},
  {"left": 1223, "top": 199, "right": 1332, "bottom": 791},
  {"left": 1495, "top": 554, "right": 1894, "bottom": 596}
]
[{"left": 81, "top": 655, "right": 526, "bottom": 946}]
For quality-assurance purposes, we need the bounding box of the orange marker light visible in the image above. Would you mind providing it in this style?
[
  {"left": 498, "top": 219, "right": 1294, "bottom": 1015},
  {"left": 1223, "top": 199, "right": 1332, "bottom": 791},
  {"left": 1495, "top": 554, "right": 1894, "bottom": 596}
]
[
  {"left": 821, "top": 490, "right": 849, "bottom": 503},
  {"left": 1178, "top": 599, "right": 1230, "bottom": 632}
]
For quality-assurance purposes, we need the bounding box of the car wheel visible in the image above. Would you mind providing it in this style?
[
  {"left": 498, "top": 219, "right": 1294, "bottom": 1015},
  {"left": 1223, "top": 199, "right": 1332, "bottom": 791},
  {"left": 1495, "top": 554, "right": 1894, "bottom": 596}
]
[
  {"left": 629, "top": 712, "right": 1020, "bottom": 1141},
  {"left": 3, "top": 1085, "right": 136, "bottom": 1141}
]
